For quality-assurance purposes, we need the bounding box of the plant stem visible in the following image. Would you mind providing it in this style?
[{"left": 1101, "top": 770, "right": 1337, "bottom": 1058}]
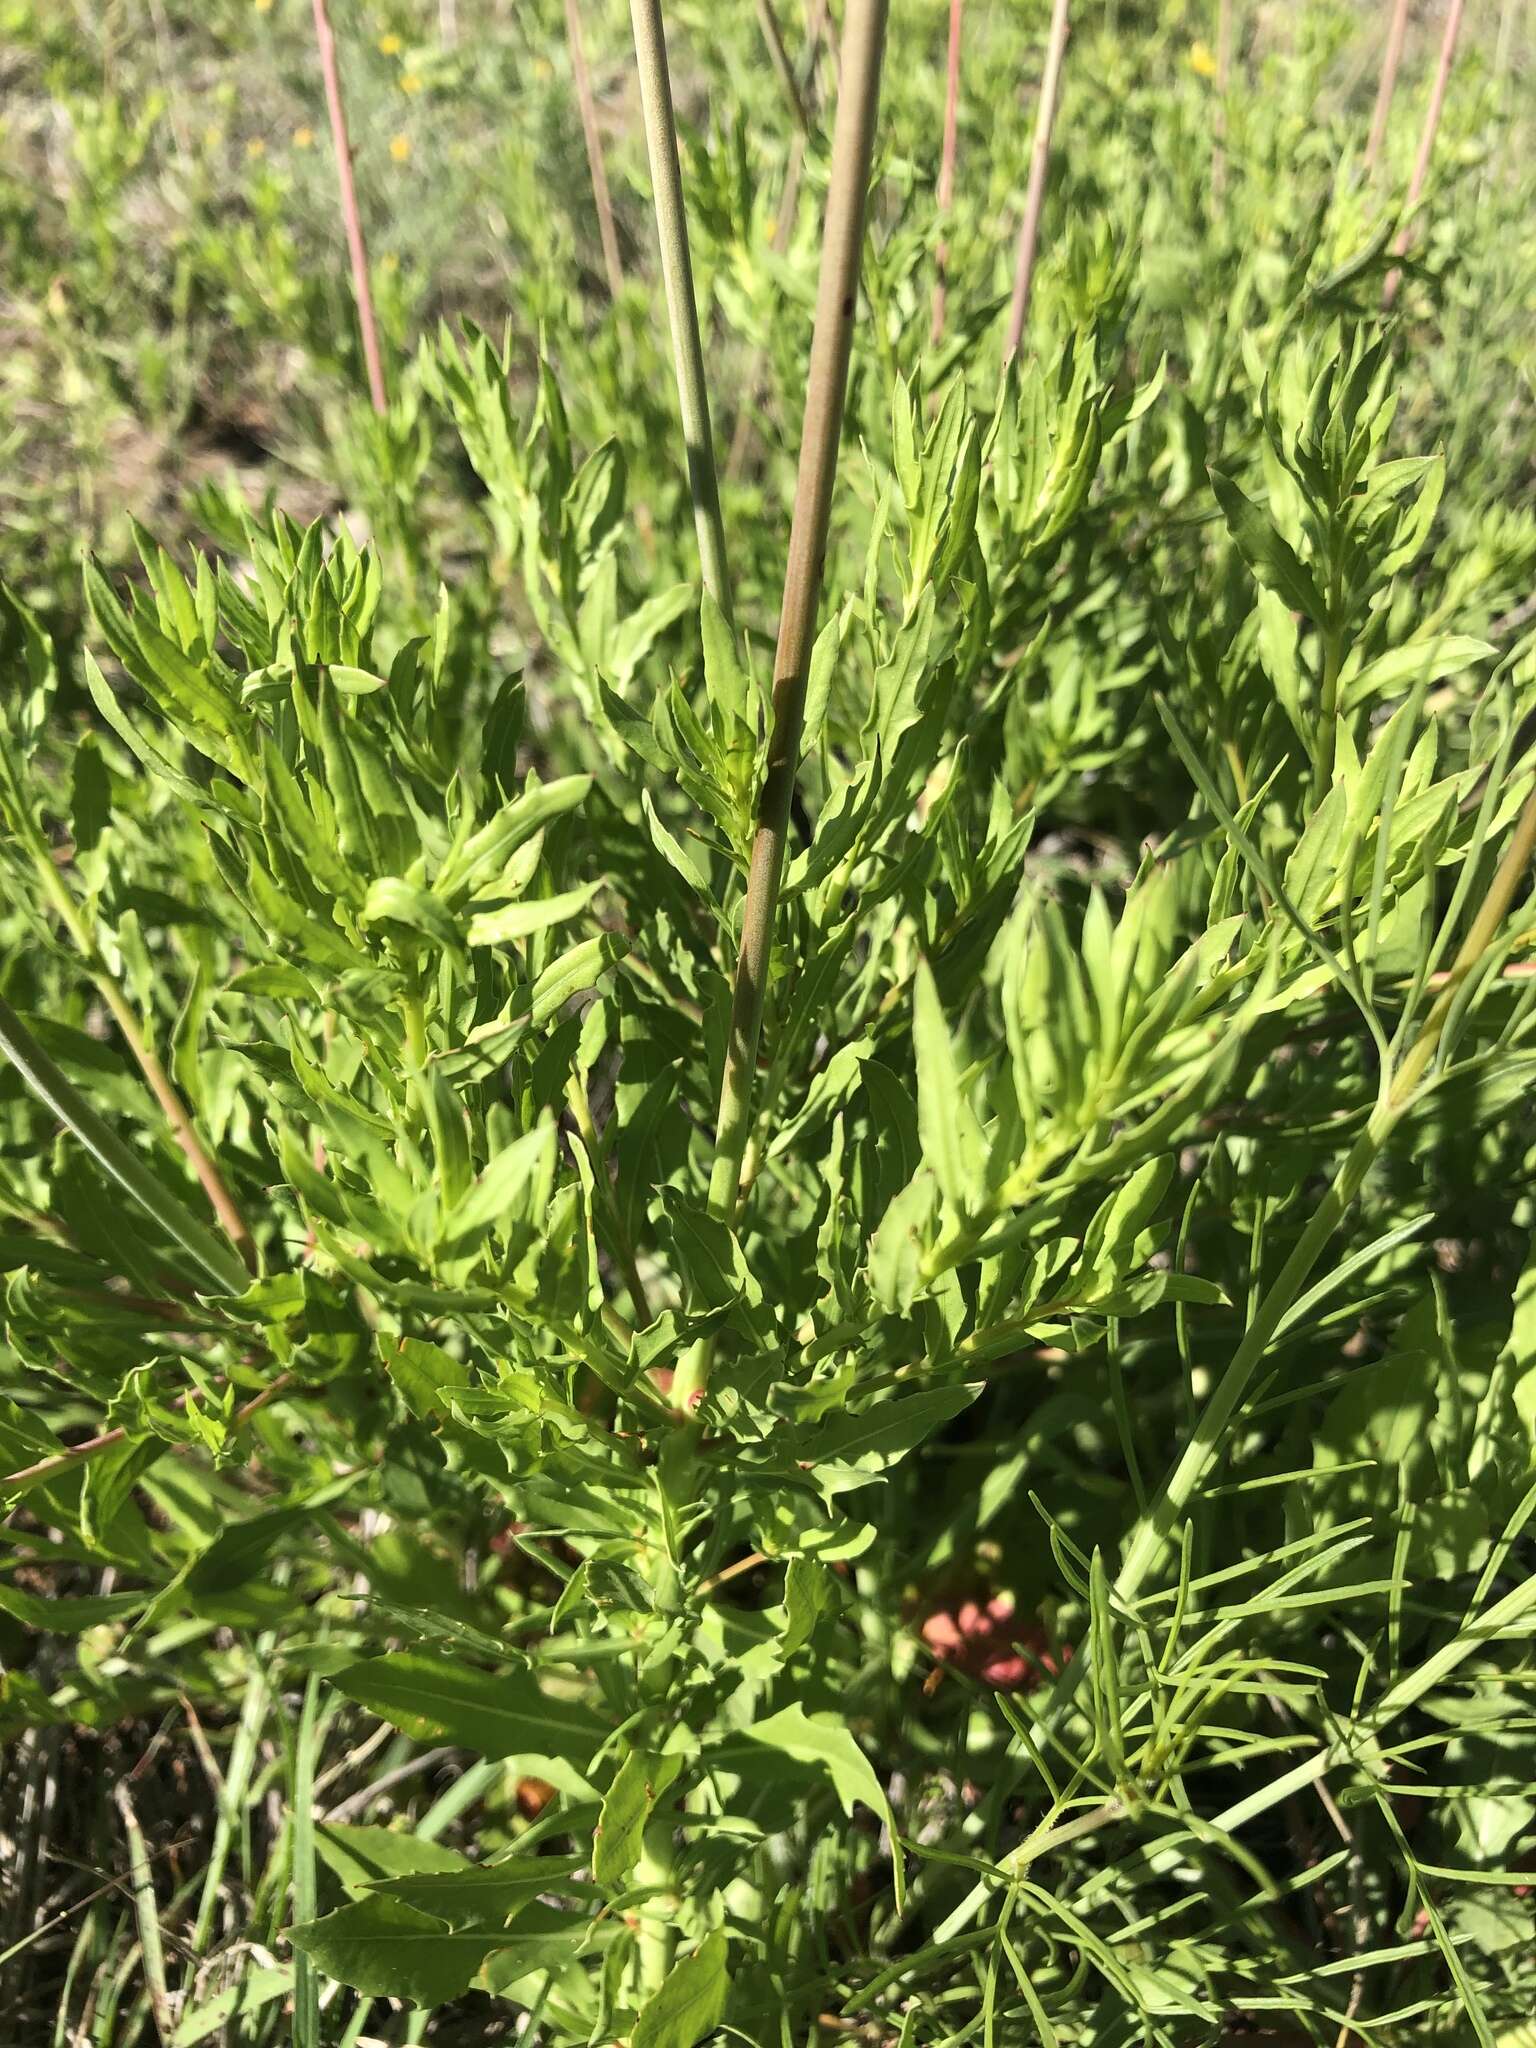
[
  {"left": 311, "top": 0, "right": 389, "bottom": 415},
  {"left": 1, "top": 1372, "right": 297, "bottom": 1495},
  {"left": 1314, "top": 621, "right": 1343, "bottom": 802},
  {"left": 0, "top": 996, "right": 251, "bottom": 1296},
  {"left": 628, "top": 0, "right": 735, "bottom": 625},
  {"left": 680, "top": 0, "right": 888, "bottom": 1415},
  {"left": 1003, "top": 0, "right": 1070, "bottom": 362},
  {"left": 291, "top": 1671, "right": 323, "bottom": 2048},
  {"left": 97, "top": 979, "right": 257, "bottom": 1272},
  {"left": 1382, "top": 0, "right": 1466, "bottom": 309},
  {"left": 564, "top": 0, "right": 626, "bottom": 302},
  {"left": 931, "top": 0, "right": 963, "bottom": 344},
  {"left": 1364, "top": 0, "right": 1412, "bottom": 175},
  {"left": 114, "top": 1778, "right": 173, "bottom": 2047},
  {"left": 24, "top": 844, "right": 257, "bottom": 1270},
  {"left": 724, "top": 0, "right": 832, "bottom": 479},
  {"left": 634, "top": 1816, "right": 680, "bottom": 1997},
  {"left": 756, "top": 0, "right": 810, "bottom": 132}
]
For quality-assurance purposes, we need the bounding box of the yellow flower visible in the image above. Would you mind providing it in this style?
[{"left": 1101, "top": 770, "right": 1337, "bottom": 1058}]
[
  {"left": 389, "top": 133, "right": 411, "bottom": 161},
  {"left": 246, "top": 137, "right": 267, "bottom": 158},
  {"left": 399, "top": 69, "right": 423, "bottom": 93},
  {"left": 1189, "top": 39, "right": 1217, "bottom": 78},
  {"left": 292, "top": 125, "right": 314, "bottom": 148},
  {"left": 377, "top": 31, "right": 401, "bottom": 55},
  {"left": 203, "top": 124, "right": 224, "bottom": 150},
  {"left": 254, "top": 0, "right": 273, "bottom": 13},
  {"left": 532, "top": 56, "right": 553, "bottom": 80}
]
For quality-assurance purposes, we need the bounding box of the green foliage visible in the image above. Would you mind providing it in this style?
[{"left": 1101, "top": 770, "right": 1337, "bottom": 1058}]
[{"left": 4, "top": 3, "right": 1536, "bottom": 2046}]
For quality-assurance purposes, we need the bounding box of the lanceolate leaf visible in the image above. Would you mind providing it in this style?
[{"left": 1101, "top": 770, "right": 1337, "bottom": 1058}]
[
  {"left": 632, "top": 1930, "right": 730, "bottom": 2048},
  {"left": 289, "top": 1897, "right": 516, "bottom": 2005},
  {"left": 1209, "top": 467, "right": 1326, "bottom": 621},
  {"left": 332, "top": 1652, "right": 608, "bottom": 1768}
]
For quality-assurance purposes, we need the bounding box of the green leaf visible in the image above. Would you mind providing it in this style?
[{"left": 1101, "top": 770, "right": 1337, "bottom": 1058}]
[
  {"left": 632, "top": 1929, "right": 730, "bottom": 2048},
  {"left": 740, "top": 1706, "right": 905, "bottom": 1906},
  {"left": 467, "top": 883, "right": 596, "bottom": 948},
  {"left": 1209, "top": 467, "right": 1325, "bottom": 621},
  {"left": 170, "top": 1967, "right": 294, "bottom": 2046},
  {"left": 380, "top": 1336, "right": 471, "bottom": 1421},
  {"left": 289, "top": 1897, "right": 507, "bottom": 2005},
  {"left": 1344, "top": 635, "right": 1493, "bottom": 710},
  {"left": 642, "top": 791, "right": 713, "bottom": 897},
  {"left": 365, "top": 1856, "right": 585, "bottom": 1928},
  {"left": 801, "top": 1384, "right": 979, "bottom": 1479},
  {"left": 0, "top": 996, "right": 250, "bottom": 1295},
  {"left": 314, "top": 1823, "right": 470, "bottom": 1894},
  {"left": 593, "top": 1747, "right": 679, "bottom": 1888},
  {"left": 913, "top": 960, "right": 985, "bottom": 1215},
  {"left": 359, "top": 877, "right": 463, "bottom": 956},
  {"left": 332, "top": 1651, "right": 607, "bottom": 1767}
]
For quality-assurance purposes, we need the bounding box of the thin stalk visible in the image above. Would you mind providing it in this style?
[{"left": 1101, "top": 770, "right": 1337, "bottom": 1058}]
[
  {"left": 100, "top": 981, "right": 257, "bottom": 1271},
  {"left": 628, "top": 0, "right": 735, "bottom": 624},
  {"left": 311, "top": 0, "right": 389, "bottom": 414},
  {"left": 757, "top": 0, "right": 810, "bottom": 132},
  {"left": 564, "top": 0, "right": 626, "bottom": 301},
  {"left": 189, "top": 1650, "right": 272, "bottom": 1957},
  {"left": 633, "top": 1821, "right": 680, "bottom": 1998},
  {"left": 1314, "top": 620, "right": 1344, "bottom": 803},
  {"left": 678, "top": 0, "right": 889, "bottom": 1418},
  {"left": 0, "top": 996, "right": 250, "bottom": 1296},
  {"left": 23, "top": 841, "right": 256, "bottom": 1269},
  {"left": 1003, "top": 0, "right": 1071, "bottom": 362},
  {"left": 2, "top": 1372, "right": 297, "bottom": 1495},
  {"left": 931, "top": 0, "right": 964, "bottom": 344},
  {"left": 291, "top": 1672, "right": 323, "bottom": 2048},
  {"left": 724, "top": 0, "right": 833, "bottom": 479},
  {"left": 1211, "top": 0, "right": 1234, "bottom": 208},
  {"left": 1364, "top": 0, "right": 1412, "bottom": 175},
  {"left": 1382, "top": 0, "right": 1467, "bottom": 310},
  {"left": 114, "top": 1780, "right": 172, "bottom": 2047}
]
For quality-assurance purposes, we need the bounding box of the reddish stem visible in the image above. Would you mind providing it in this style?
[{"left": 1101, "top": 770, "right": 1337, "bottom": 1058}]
[
  {"left": 1365, "top": 0, "right": 1413, "bottom": 174},
  {"left": 1383, "top": 0, "right": 1466, "bottom": 309},
  {"left": 2, "top": 1372, "right": 297, "bottom": 1493},
  {"left": 312, "top": 0, "right": 389, "bottom": 413}
]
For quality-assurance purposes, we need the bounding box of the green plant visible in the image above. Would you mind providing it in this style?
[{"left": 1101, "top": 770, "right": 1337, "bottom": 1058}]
[{"left": 5, "top": 3, "right": 1536, "bottom": 2045}]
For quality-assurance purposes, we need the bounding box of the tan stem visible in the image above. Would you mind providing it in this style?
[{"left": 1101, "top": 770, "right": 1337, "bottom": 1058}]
[
  {"left": 565, "top": 0, "right": 626, "bottom": 301},
  {"left": 1004, "top": 0, "right": 1070, "bottom": 362},
  {"left": 312, "top": 0, "right": 389, "bottom": 414},
  {"left": 95, "top": 979, "right": 258, "bottom": 1274},
  {"left": 2, "top": 1372, "right": 296, "bottom": 1493},
  {"left": 678, "top": 0, "right": 890, "bottom": 1416},
  {"left": 757, "top": 0, "right": 810, "bottom": 132},
  {"left": 1382, "top": 0, "right": 1466, "bottom": 308},
  {"left": 1364, "top": 0, "right": 1412, "bottom": 174}
]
